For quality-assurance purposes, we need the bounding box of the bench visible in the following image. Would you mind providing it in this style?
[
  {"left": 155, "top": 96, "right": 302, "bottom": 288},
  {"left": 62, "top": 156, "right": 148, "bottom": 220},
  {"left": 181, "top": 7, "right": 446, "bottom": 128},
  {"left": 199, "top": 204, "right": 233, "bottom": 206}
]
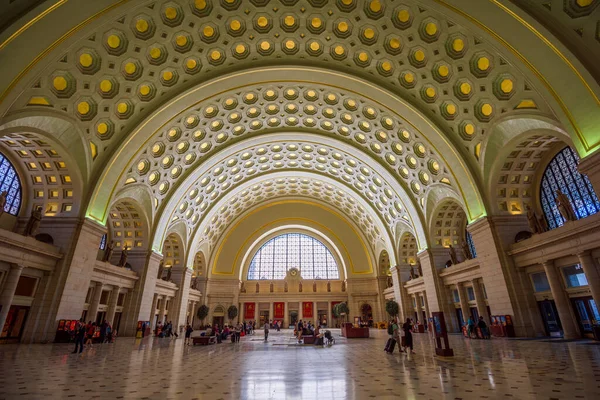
[
  {"left": 192, "top": 336, "right": 216, "bottom": 346},
  {"left": 302, "top": 335, "right": 316, "bottom": 344}
]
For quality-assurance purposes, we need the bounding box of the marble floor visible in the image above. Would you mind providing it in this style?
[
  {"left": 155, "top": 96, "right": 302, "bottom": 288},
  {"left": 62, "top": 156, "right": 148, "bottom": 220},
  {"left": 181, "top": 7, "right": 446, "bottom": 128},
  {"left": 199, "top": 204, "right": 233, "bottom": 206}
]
[{"left": 1, "top": 329, "right": 599, "bottom": 400}]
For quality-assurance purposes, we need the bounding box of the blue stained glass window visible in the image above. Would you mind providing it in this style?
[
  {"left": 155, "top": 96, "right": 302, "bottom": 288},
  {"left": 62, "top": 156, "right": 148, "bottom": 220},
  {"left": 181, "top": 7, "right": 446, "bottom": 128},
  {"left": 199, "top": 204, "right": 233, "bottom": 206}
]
[
  {"left": 99, "top": 234, "right": 107, "bottom": 250},
  {"left": 465, "top": 231, "right": 477, "bottom": 259},
  {"left": 247, "top": 233, "right": 340, "bottom": 280},
  {"left": 0, "top": 152, "right": 22, "bottom": 216},
  {"left": 540, "top": 146, "right": 600, "bottom": 230}
]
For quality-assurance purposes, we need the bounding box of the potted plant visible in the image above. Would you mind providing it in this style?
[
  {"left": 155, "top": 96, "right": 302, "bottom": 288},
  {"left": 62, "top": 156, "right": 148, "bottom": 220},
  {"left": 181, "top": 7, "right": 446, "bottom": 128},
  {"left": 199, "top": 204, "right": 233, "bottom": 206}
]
[
  {"left": 227, "top": 305, "right": 238, "bottom": 324},
  {"left": 335, "top": 302, "right": 349, "bottom": 324},
  {"left": 196, "top": 304, "right": 209, "bottom": 327},
  {"left": 385, "top": 300, "right": 399, "bottom": 319}
]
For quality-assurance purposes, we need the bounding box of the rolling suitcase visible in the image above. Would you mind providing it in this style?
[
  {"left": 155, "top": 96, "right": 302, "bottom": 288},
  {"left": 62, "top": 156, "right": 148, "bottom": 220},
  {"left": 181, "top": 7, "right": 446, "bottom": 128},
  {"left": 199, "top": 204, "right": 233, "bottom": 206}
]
[{"left": 384, "top": 338, "right": 396, "bottom": 353}]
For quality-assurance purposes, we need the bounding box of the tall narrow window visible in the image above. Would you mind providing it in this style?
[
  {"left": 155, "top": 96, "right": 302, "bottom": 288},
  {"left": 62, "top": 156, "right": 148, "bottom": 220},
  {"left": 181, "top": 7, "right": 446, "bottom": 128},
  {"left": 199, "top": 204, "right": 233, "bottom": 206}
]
[
  {"left": 540, "top": 146, "right": 600, "bottom": 230},
  {"left": 247, "top": 233, "right": 339, "bottom": 280},
  {"left": 0, "top": 152, "right": 22, "bottom": 216},
  {"left": 465, "top": 231, "right": 477, "bottom": 258}
]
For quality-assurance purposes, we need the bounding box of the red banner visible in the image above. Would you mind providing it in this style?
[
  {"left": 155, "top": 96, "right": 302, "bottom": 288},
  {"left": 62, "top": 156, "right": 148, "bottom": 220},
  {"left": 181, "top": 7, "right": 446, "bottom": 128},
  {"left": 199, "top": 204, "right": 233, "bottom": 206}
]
[
  {"left": 302, "top": 302, "right": 313, "bottom": 318},
  {"left": 273, "top": 302, "right": 285, "bottom": 319},
  {"left": 244, "top": 303, "right": 255, "bottom": 319},
  {"left": 331, "top": 301, "right": 341, "bottom": 318}
]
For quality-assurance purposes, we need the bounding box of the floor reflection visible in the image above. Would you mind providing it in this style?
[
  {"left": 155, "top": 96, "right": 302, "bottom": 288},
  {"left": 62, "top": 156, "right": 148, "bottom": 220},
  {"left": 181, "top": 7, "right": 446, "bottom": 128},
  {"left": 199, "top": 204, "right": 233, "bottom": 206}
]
[{"left": 0, "top": 329, "right": 599, "bottom": 399}]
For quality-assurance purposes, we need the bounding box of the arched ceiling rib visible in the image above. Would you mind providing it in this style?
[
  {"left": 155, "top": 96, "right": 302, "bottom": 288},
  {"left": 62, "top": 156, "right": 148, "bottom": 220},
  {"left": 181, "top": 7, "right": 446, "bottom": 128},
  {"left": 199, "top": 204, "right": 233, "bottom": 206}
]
[
  {"left": 187, "top": 174, "right": 393, "bottom": 253},
  {"left": 149, "top": 133, "right": 428, "bottom": 251},
  {"left": 4, "top": 0, "right": 552, "bottom": 177}
]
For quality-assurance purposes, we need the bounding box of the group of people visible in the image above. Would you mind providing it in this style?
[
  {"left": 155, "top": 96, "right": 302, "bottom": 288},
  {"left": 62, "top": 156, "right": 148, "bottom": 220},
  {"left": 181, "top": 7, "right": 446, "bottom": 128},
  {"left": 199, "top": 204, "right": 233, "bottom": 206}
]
[
  {"left": 71, "top": 319, "right": 115, "bottom": 353},
  {"left": 155, "top": 321, "right": 178, "bottom": 338},
  {"left": 466, "top": 316, "right": 490, "bottom": 339},
  {"left": 385, "top": 318, "right": 416, "bottom": 354}
]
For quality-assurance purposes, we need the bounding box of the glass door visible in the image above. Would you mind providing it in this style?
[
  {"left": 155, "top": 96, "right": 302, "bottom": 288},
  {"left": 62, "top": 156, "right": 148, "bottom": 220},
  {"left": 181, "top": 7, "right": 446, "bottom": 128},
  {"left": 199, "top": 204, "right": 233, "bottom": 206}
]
[
  {"left": 571, "top": 297, "right": 596, "bottom": 335},
  {"left": 456, "top": 308, "right": 464, "bottom": 327},
  {"left": 0, "top": 306, "right": 30, "bottom": 340},
  {"left": 538, "top": 300, "right": 562, "bottom": 336}
]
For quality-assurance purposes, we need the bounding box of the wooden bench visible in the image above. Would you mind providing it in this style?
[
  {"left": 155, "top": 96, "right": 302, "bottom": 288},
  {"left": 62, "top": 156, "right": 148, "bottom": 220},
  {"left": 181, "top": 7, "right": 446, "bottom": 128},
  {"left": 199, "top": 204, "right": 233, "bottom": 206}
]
[
  {"left": 302, "top": 335, "right": 316, "bottom": 344},
  {"left": 192, "top": 336, "right": 216, "bottom": 346}
]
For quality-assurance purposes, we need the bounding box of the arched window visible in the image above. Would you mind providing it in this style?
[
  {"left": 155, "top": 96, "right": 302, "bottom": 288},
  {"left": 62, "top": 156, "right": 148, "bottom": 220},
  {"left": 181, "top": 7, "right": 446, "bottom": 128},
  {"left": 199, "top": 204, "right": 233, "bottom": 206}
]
[
  {"left": 247, "top": 233, "right": 340, "bottom": 280},
  {"left": 465, "top": 231, "right": 477, "bottom": 259},
  {"left": 540, "top": 146, "right": 600, "bottom": 230},
  {"left": 0, "top": 152, "right": 22, "bottom": 216}
]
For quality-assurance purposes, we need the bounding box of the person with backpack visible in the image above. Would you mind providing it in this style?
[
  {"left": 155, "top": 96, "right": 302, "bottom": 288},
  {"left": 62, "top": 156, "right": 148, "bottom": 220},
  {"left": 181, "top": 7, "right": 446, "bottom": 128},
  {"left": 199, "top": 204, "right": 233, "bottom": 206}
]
[{"left": 72, "top": 319, "right": 86, "bottom": 354}]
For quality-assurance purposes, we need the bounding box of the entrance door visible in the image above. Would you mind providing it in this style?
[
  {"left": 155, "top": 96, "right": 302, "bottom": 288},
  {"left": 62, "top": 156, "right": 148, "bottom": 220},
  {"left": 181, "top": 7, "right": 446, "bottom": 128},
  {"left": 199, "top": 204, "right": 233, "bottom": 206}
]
[
  {"left": 289, "top": 310, "right": 298, "bottom": 327},
  {"left": 318, "top": 312, "right": 327, "bottom": 327},
  {"left": 259, "top": 311, "right": 269, "bottom": 327},
  {"left": 456, "top": 308, "right": 464, "bottom": 327},
  {"left": 212, "top": 316, "right": 224, "bottom": 327},
  {"left": 470, "top": 307, "right": 479, "bottom": 322},
  {"left": 113, "top": 312, "right": 122, "bottom": 333},
  {"left": 538, "top": 300, "right": 562, "bottom": 337},
  {"left": 0, "top": 306, "right": 30, "bottom": 341},
  {"left": 571, "top": 297, "right": 596, "bottom": 335}
]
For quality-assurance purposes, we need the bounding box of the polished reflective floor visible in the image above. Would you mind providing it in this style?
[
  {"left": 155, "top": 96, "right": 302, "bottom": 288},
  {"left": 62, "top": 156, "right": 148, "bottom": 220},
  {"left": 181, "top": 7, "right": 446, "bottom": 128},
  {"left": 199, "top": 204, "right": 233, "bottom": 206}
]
[{"left": 1, "top": 329, "right": 600, "bottom": 399}]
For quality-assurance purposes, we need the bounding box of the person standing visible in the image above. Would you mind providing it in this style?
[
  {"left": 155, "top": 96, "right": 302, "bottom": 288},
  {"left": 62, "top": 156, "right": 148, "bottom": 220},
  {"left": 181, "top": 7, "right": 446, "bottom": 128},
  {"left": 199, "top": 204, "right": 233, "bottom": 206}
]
[
  {"left": 467, "top": 316, "right": 475, "bottom": 339},
  {"left": 72, "top": 320, "right": 86, "bottom": 354},
  {"left": 85, "top": 321, "right": 96, "bottom": 348},
  {"left": 184, "top": 324, "right": 193, "bottom": 345},
  {"left": 263, "top": 321, "right": 269, "bottom": 342},
  {"left": 402, "top": 318, "right": 414, "bottom": 354}
]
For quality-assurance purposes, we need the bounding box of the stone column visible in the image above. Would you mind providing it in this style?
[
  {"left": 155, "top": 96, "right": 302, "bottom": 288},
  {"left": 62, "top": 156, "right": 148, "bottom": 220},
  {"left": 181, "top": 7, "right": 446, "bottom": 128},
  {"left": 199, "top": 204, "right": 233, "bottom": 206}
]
[
  {"left": 87, "top": 282, "right": 104, "bottom": 324},
  {"left": 149, "top": 294, "right": 159, "bottom": 329},
  {"left": 0, "top": 264, "right": 25, "bottom": 333},
  {"left": 189, "top": 301, "right": 196, "bottom": 326},
  {"left": 542, "top": 260, "right": 580, "bottom": 339},
  {"left": 468, "top": 216, "right": 544, "bottom": 337},
  {"left": 417, "top": 250, "right": 444, "bottom": 313},
  {"left": 422, "top": 291, "right": 430, "bottom": 320},
  {"left": 121, "top": 251, "right": 162, "bottom": 336},
  {"left": 105, "top": 285, "right": 121, "bottom": 327},
  {"left": 577, "top": 251, "right": 600, "bottom": 308},
  {"left": 158, "top": 296, "right": 167, "bottom": 325},
  {"left": 390, "top": 265, "right": 412, "bottom": 322},
  {"left": 269, "top": 302, "right": 274, "bottom": 326},
  {"left": 472, "top": 279, "right": 489, "bottom": 323},
  {"left": 415, "top": 293, "right": 423, "bottom": 323},
  {"left": 457, "top": 283, "right": 470, "bottom": 327},
  {"left": 327, "top": 301, "right": 332, "bottom": 328},
  {"left": 170, "top": 268, "right": 193, "bottom": 330}
]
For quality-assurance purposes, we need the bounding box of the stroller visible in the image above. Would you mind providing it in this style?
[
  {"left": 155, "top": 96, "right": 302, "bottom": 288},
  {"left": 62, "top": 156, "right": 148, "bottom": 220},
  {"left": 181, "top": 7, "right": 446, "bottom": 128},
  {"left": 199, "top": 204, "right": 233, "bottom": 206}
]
[{"left": 324, "top": 330, "right": 335, "bottom": 345}]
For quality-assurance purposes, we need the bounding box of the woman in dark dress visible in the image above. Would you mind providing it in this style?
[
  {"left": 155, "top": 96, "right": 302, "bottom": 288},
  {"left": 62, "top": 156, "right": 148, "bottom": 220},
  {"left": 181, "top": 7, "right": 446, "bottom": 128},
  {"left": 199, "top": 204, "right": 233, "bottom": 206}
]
[{"left": 402, "top": 318, "right": 415, "bottom": 354}]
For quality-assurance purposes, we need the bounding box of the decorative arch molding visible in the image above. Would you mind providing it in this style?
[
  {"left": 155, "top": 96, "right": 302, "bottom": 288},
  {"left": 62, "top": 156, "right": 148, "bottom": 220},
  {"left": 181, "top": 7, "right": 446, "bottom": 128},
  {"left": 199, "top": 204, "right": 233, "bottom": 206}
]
[
  {"left": 149, "top": 132, "right": 427, "bottom": 253},
  {"left": 209, "top": 200, "right": 376, "bottom": 279},
  {"left": 239, "top": 226, "right": 348, "bottom": 283},
  {"left": 1, "top": 0, "right": 598, "bottom": 159},
  {"left": 106, "top": 196, "right": 151, "bottom": 252},
  {"left": 185, "top": 172, "right": 393, "bottom": 256},
  {"left": 484, "top": 115, "right": 573, "bottom": 215},
  {"left": 84, "top": 67, "right": 485, "bottom": 227},
  {"left": 428, "top": 198, "right": 468, "bottom": 248},
  {"left": 425, "top": 183, "right": 465, "bottom": 232},
  {"left": 164, "top": 219, "right": 188, "bottom": 256},
  {"left": 0, "top": 112, "right": 86, "bottom": 216}
]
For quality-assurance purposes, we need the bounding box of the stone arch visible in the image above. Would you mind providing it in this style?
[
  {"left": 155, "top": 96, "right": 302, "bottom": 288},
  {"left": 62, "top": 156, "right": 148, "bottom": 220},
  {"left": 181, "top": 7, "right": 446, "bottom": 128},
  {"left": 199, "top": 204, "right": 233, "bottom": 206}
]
[
  {"left": 378, "top": 250, "right": 390, "bottom": 276},
  {"left": 192, "top": 251, "right": 206, "bottom": 278},
  {"left": 398, "top": 232, "right": 418, "bottom": 266},
  {"left": 0, "top": 116, "right": 85, "bottom": 218},
  {"left": 429, "top": 199, "right": 468, "bottom": 249},
  {"left": 161, "top": 232, "right": 185, "bottom": 272},
  {"left": 106, "top": 197, "right": 150, "bottom": 254},
  {"left": 485, "top": 116, "right": 574, "bottom": 215}
]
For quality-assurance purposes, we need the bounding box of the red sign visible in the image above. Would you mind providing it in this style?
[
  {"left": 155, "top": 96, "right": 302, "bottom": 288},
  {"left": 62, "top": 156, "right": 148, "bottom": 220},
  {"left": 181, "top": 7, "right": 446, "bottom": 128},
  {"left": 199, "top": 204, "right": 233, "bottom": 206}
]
[
  {"left": 274, "top": 302, "right": 285, "bottom": 319},
  {"left": 244, "top": 303, "right": 255, "bottom": 319},
  {"left": 302, "top": 302, "right": 313, "bottom": 318}
]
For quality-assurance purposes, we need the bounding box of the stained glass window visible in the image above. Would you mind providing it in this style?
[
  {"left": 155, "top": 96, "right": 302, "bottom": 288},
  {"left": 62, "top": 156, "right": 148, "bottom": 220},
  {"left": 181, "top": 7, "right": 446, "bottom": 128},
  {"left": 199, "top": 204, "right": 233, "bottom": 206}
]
[
  {"left": 465, "top": 231, "right": 477, "bottom": 259},
  {"left": 99, "top": 234, "right": 107, "bottom": 250},
  {"left": 0, "top": 152, "right": 22, "bottom": 216},
  {"left": 540, "top": 146, "right": 600, "bottom": 230},
  {"left": 247, "top": 233, "right": 340, "bottom": 280}
]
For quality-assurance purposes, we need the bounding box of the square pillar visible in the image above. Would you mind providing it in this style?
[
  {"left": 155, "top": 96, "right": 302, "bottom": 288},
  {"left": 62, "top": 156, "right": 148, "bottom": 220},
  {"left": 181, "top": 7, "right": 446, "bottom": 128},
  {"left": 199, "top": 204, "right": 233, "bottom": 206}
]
[
  {"left": 0, "top": 264, "right": 25, "bottom": 333},
  {"left": 457, "top": 283, "right": 470, "bottom": 327},
  {"left": 390, "top": 265, "right": 411, "bottom": 322},
  {"left": 543, "top": 260, "right": 580, "bottom": 339},
  {"left": 149, "top": 294, "right": 159, "bottom": 329},
  {"left": 471, "top": 279, "right": 489, "bottom": 324},
  {"left": 170, "top": 268, "right": 192, "bottom": 330},
  {"left": 577, "top": 251, "right": 600, "bottom": 308},
  {"left": 86, "top": 282, "right": 104, "bottom": 324},
  {"left": 105, "top": 285, "right": 121, "bottom": 328},
  {"left": 468, "top": 216, "right": 544, "bottom": 337},
  {"left": 121, "top": 251, "right": 162, "bottom": 336}
]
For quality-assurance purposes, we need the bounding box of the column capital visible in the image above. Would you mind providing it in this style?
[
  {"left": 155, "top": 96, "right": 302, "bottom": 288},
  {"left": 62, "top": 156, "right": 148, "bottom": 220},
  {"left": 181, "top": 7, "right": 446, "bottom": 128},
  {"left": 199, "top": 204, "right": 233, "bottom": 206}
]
[
  {"left": 576, "top": 250, "right": 592, "bottom": 259},
  {"left": 10, "top": 264, "right": 25, "bottom": 271},
  {"left": 541, "top": 259, "right": 555, "bottom": 268}
]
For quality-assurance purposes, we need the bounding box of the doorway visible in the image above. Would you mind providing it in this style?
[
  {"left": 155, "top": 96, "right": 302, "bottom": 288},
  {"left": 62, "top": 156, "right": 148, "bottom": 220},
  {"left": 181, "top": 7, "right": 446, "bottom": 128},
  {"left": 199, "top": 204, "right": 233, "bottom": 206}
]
[
  {"left": 538, "top": 300, "right": 562, "bottom": 337},
  {"left": 470, "top": 307, "right": 479, "bottom": 322},
  {"left": 212, "top": 316, "right": 224, "bottom": 327},
  {"left": 0, "top": 305, "right": 30, "bottom": 341},
  {"left": 289, "top": 310, "right": 298, "bottom": 327},
  {"left": 455, "top": 308, "right": 464, "bottom": 327},
  {"left": 571, "top": 296, "right": 599, "bottom": 337}
]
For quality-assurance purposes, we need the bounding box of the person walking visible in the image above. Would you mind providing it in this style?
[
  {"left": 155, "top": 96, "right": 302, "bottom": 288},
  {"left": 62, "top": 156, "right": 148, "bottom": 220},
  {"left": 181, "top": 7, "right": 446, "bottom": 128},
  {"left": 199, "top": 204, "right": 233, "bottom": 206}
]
[
  {"left": 184, "top": 324, "right": 193, "bottom": 345},
  {"left": 467, "top": 316, "right": 476, "bottom": 339},
  {"left": 85, "top": 321, "right": 96, "bottom": 348},
  {"left": 477, "top": 316, "right": 489, "bottom": 339},
  {"left": 72, "top": 319, "right": 86, "bottom": 354},
  {"left": 402, "top": 318, "right": 415, "bottom": 354},
  {"left": 263, "top": 321, "right": 269, "bottom": 342}
]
